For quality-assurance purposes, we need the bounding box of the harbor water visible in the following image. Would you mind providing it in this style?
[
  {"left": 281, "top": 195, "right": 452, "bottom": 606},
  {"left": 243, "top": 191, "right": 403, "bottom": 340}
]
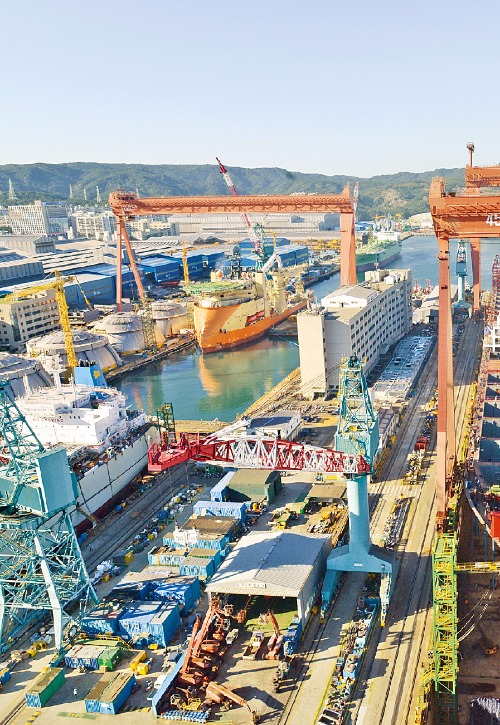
[{"left": 116, "top": 236, "right": 499, "bottom": 420}]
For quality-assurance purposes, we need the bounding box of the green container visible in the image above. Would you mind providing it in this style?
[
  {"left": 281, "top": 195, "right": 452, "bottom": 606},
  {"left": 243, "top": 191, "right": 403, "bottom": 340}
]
[
  {"left": 97, "top": 646, "right": 122, "bottom": 671},
  {"left": 26, "top": 667, "right": 65, "bottom": 707}
]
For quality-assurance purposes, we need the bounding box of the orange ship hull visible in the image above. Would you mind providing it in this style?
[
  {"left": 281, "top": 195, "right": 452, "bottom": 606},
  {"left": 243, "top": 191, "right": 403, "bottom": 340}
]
[{"left": 195, "top": 301, "right": 306, "bottom": 353}]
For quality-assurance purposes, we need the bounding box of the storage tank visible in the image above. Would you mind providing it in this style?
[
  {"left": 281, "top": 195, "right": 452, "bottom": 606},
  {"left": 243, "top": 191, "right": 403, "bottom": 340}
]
[
  {"left": 151, "top": 301, "right": 189, "bottom": 337},
  {"left": 26, "top": 330, "right": 122, "bottom": 373},
  {"left": 92, "top": 312, "right": 166, "bottom": 353},
  {"left": 0, "top": 353, "right": 53, "bottom": 397}
]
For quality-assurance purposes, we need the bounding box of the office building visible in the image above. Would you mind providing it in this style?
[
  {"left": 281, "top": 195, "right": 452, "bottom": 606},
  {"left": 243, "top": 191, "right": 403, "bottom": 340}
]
[
  {"left": 0, "top": 290, "right": 60, "bottom": 351},
  {"left": 8, "top": 201, "right": 68, "bottom": 237},
  {"left": 69, "top": 211, "right": 116, "bottom": 241},
  {"left": 298, "top": 268, "right": 412, "bottom": 397}
]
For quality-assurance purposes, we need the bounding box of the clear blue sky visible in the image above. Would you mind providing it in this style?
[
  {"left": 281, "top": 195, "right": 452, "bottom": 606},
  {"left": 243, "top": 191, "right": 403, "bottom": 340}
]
[{"left": 2, "top": 0, "right": 500, "bottom": 177}]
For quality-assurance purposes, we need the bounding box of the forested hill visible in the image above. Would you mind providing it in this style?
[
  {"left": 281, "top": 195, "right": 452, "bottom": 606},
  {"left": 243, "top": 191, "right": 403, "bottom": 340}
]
[{"left": 0, "top": 162, "right": 465, "bottom": 219}]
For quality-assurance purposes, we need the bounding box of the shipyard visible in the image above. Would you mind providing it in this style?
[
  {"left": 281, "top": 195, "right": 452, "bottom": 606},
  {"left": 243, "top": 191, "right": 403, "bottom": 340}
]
[{"left": 1, "top": 4, "right": 500, "bottom": 724}]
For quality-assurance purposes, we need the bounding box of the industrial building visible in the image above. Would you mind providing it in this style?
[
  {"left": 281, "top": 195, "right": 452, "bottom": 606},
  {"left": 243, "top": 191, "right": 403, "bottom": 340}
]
[
  {"left": 246, "top": 409, "right": 302, "bottom": 441},
  {"left": 140, "top": 256, "right": 181, "bottom": 285},
  {"left": 0, "top": 247, "right": 45, "bottom": 287},
  {"left": 371, "top": 335, "right": 434, "bottom": 403},
  {"left": 206, "top": 531, "right": 331, "bottom": 627},
  {"left": 8, "top": 201, "right": 68, "bottom": 237},
  {"left": 0, "top": 234, "right": 55, "bottom": 255},
  {"left": 0, "top": 289, "right": 61, "bottom": 351},
  {"left": 217, "top": 468, "right": 283, "bottom": 505},
  {"left": 298, "top": 268, "right": 412, "bottom": 396}
]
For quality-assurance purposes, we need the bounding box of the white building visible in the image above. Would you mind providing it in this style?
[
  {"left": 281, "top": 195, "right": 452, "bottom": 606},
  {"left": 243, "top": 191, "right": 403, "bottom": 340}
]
[
  {"left": 69, "top": 210, "right": 116, "bottom": 241},
  {"left": 8, "top": 201, "right": 68, "bottom": 237},
  {"left": 0, "top": 290, "right": 61, "bottom": 351},
  {"left": 298, "top": 268, "right": 412, "bottom": 397}
]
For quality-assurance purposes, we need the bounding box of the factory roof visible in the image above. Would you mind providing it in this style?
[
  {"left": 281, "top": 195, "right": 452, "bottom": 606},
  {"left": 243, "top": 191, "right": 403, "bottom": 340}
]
[
  {"left": 181, "top": 515, "right": 236, "bottom": 536},
  {"left": 249, "top": 409, "right": 300, "bottom": 430},
  {"left": 206, "top": 531, "right": 329, "bottom": 598},
  {"left": 228, "top": 469, "right": 280, "bottom": 486}
]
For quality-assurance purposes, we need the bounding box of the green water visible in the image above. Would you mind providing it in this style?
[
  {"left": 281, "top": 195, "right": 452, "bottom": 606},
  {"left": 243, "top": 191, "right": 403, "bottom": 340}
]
[
  {"left": 115, "top": 337, "right": 300, "bottom": 421},
  {"left": 116, "top": 235, "right": 499, "bottom": 421}
]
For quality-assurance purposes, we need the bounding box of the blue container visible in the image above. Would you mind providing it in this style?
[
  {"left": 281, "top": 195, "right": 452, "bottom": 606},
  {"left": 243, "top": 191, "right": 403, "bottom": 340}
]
[
  {"left": 118, "top": 601, "right": 180, "bottom": 647},
  {"left": 85, "top": 673, "right": 136, "bottom": 715},
  {"left": 153, "top": 577, "right": 201, "bottom": 616},
  {"left": 193, "top": 500, "right": 247, "bottom": 522},
  {"left": 0, "top": 668, "right": 11, "bottom": 685},
  {"left": 179, "top": 556, "right": 216, "bottom": 581},
  {"left": 82, "top": 605, "right": 123, "bottom": 635},
  {"left": 111, "top": 581, "right": 151, "bottom": 602}
]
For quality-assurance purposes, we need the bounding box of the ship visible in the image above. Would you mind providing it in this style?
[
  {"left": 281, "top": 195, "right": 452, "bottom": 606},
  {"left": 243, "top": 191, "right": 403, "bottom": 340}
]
[
  {"left": 189, "top": 270, "right": 306, "bottom": 353},
  {"left": 16, "top": 370, "right": 158, "bottom": 533},
  {"left": 356, "top": 233, "right": 402, "bottom": 272}
]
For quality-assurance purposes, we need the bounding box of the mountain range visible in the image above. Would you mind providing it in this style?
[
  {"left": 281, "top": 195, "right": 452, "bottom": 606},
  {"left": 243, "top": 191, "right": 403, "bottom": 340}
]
[{"left": 0, "top": 162, "right": 466, "bottom": 219}]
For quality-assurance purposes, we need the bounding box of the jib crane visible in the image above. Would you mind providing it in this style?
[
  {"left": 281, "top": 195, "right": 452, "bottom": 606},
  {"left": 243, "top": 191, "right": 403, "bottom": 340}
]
[
  {"left": 217, "top": 157, "right": 262, "bottom": 255},
  {"left": 2, "top": 271, "right": 78, "bottom": 370}
]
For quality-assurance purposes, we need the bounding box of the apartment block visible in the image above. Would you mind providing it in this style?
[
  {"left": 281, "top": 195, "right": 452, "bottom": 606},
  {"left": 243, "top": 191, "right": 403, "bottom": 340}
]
[{"left": 0, "top": 290, "right": 60, "bottom": 351}]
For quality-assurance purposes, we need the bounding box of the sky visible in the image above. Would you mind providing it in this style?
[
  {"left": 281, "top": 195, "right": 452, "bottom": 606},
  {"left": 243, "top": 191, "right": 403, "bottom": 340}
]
[{"left": 2, "top": 0, "right": 500, "bottom": 177}]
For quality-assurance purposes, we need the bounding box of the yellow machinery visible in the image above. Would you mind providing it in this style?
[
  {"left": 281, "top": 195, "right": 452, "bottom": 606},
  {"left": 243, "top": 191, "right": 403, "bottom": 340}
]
[
  {"left": 182, "top": 243, "right": 190, "bottom": 285},
  {"left": 2, "top": 270, "right": 77, "bottom": 368}
]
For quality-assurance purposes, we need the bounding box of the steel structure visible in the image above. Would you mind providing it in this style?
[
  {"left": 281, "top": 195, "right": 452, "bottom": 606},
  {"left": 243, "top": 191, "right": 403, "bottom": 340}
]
[
  {"left": 327, "top": 356, "right": 393, "bottom": 625},
  {"left": 148, "top": 433, "right": 370, "bottom": 475},
  {"left": 109, "top": 186, "right": 358, "bottom": 287},
  {"left": 454, "top": 241, "right": 470, "bottom": 310},
  {"left": 0, "top": 385, "right": 97, "bottom": 653},
  {"left": 427, "top": 148, "right": 500, "bottom": 724}
]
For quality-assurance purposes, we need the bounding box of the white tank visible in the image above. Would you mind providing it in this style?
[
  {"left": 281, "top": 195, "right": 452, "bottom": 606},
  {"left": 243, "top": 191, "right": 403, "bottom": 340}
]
[
  {"left": 92, "top": 312, "right": 147, "bottom": 354},
  {"left": 0, "top": 353, "right": 53, "bottom": 398},
  {"left": 151, "top": 301, "right": 189, "bottom": 337},
  {"left": 26, "top": 330, "right": 122, "bottom": 373}
]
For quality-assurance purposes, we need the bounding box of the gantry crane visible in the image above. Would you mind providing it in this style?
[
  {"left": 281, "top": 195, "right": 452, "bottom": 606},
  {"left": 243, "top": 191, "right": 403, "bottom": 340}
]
[
  {"left": 109, "top": 185, "right": 358, "bottom": 287},
  {"left": 426, "top": 145, "right": 500, "bottom": 724},
  {"left": 2, "top": 271, "right": 77, "bottom": 369},
  {"left": 0, "top": 385, "right": 97, "bottom": 653}
]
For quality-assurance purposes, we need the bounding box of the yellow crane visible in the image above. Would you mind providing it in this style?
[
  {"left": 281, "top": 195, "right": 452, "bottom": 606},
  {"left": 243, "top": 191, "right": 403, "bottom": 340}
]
[
  {"left": 182, "top": 243, "right": 190, "bottom": 285},
  {"left": 2, "top": 271, "right": 77, "bottom": 369}
]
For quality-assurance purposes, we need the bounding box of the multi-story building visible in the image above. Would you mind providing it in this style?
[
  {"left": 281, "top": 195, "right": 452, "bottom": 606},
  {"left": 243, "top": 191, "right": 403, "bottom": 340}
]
[
  {"left": 8, "top": 201, "right": 68, "bottom": 237},
  {"left": 0, "top": 290, "right": 60, "bottom": 351},
  {"left": 69, "top": 210, "right": 116, "bottom": 241},
  {"left": 298, "top": 268, "right": 412, "bottom": 397}
]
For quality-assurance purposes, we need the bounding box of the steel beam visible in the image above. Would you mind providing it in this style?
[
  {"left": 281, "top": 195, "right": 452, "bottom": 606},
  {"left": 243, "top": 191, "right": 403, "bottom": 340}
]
[{"left": 469, "top": 239, "right": 481, "bottom": 312}]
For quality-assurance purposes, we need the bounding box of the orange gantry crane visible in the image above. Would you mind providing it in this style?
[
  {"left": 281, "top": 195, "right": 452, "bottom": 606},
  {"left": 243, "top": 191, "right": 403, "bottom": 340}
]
[{"left": 109, "top": 185, "right": 358, "bottom": 289}]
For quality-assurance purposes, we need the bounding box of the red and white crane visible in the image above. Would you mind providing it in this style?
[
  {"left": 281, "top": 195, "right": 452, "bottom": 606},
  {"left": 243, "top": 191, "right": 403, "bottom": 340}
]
[
  {"left": 148, "top": 432, "right": 370, "bottom": 476},
  {"left": 216, "top": 157, "right": 263, "bottom": 255}
]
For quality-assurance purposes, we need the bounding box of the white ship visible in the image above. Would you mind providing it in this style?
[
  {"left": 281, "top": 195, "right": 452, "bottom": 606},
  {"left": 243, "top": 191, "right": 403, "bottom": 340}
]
[{"left": 16, "top": 370, "right": 158, "bottom": 533}]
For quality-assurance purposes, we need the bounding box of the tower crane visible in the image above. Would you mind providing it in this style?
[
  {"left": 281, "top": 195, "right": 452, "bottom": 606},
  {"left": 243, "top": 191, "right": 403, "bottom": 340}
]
[
  {"left": 2, "top": 271, "right": 78, "bottom": 370},
  {"left": 0, "top": 385, "right": 97, "bottom": 653}
]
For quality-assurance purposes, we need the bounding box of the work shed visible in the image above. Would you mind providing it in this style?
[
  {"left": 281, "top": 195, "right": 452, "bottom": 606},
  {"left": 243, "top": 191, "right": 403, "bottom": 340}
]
[
  {"left": 206, "top": 531, "right": 331, "bottom": 627},
  {"left": 224, "top": 469, "right": 282, "bottom": 505}
]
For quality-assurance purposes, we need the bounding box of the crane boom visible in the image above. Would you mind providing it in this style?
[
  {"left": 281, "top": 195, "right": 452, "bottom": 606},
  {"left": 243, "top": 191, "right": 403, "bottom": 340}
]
[
  {"left": 217, "top": 157, "right": 262, "bottom": 254},
  {"left": 148, "top": 433, "right": 370, "bottom": 475}
]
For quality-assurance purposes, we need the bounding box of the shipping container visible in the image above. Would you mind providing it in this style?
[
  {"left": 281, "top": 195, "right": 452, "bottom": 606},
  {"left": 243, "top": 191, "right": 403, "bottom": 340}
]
[
  {"left": 82, "top": 602, "right": 123, "bottom": 635},
  {"left": 193, "top": 500, "right": 247, "bottom": 522},
  {"left": 111, "top": 580, "right": 151, "bottom": 602},
  {"left": 118, "top": 601, "right": 180, "bottom": 647},
  {"left": 112, "top": 549, "right": 134, "bottom": 566},
  {"left": 0, "top": 667, "right": 11, "bottom": 685},
  {"left": 179, "top": 556, "right": 216, "bottom": 581},
  {"left": 25, "top": 667, "right": 65, "bottom": 708},
  {"left": 65, "top": 644, "right": 107, "bottom": 670},
  {"left": 152, "top": 577, "right": 201, "bottom": 616},
  {"left": 97, "top": 647, "right": 122, "bottom": 671},
  {"left": 85, "top": 672, "right": 136, "bottom": 715}
]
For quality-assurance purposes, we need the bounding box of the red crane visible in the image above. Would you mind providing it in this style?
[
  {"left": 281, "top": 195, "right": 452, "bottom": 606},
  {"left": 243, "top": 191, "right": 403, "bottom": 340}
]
[
  {"left": 217, "top": 157, "right": 262, "bottom": 254},
  {"left": 148, "top": 432, "right": 370, "bottom": 475}
]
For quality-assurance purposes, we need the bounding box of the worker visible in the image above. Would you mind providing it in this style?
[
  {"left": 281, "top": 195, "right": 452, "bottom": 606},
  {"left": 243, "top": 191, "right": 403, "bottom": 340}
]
[{"left": 73, "top": 687, "right": 78, "bottom": 699}]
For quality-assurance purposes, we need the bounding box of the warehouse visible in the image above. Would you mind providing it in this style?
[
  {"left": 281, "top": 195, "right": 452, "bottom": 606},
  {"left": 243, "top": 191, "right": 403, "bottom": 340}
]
[
  {"left": 140, "top": 256, "right": 181, "bottom": 285},
  {"left": 247, "top": 409, "right": 302, "bottom": 441},
  {"left": 223, "top": 468, "right": 283, "bottom": 505},
  {"left": 206, "top": 531, "right": 331, "bottom": 628}
]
